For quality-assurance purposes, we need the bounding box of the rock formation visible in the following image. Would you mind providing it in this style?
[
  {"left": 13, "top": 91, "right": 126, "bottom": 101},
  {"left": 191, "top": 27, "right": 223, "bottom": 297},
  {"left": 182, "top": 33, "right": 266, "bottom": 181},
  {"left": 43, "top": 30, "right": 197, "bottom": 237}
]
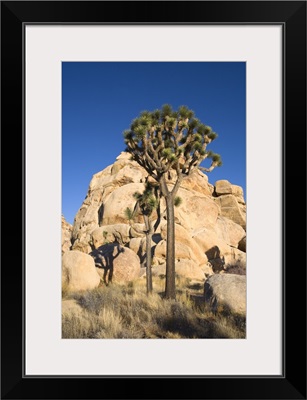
[
  {"left": 64, "top": 151, "right": 246, "bottom": 285},
  {"left": 61, "top": 215, "right": 73, "bottom": 254}
]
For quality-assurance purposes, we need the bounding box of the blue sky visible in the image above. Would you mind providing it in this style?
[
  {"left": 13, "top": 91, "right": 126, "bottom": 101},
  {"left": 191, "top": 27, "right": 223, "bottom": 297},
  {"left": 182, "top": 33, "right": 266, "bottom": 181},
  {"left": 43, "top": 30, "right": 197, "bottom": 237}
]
[{"left": 62, "top": 62, "right": 246, "bottom": 225}]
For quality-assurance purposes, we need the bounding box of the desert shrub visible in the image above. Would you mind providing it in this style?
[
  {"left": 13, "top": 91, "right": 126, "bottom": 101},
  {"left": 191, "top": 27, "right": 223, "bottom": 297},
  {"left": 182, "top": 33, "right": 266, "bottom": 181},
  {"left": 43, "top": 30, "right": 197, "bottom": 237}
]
[
  {"left": 62, "top": 275, "right": 246, "bottom": 339},
  {"left": 74, "top": 288, "right": 106, "bottom": 315}
]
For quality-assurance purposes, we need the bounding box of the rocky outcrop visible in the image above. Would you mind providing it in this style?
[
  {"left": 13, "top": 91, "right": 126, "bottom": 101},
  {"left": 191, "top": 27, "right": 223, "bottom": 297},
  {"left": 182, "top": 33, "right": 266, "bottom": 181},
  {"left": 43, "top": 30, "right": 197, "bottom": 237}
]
[
  {"left": 62, "top": 250, "right": 101, "bottom": 292},
  {"left": 61, "top": 215, "right": 73, "bottom": 254},
  {"left": 204, "top": 274, "right": 246, "bottom": 316},
  {"left": 71, "top": 153, "right": 147, "bottom": 252},
  {"left": 69, "top": 152, "right": 246, "bottom": 282}
]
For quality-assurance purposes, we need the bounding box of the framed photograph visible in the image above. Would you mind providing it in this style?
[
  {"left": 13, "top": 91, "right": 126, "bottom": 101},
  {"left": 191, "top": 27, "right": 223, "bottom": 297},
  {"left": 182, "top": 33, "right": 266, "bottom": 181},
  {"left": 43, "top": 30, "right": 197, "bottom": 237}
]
[{"left": 1, "top": 1, "right": 306, "bottom": 399}]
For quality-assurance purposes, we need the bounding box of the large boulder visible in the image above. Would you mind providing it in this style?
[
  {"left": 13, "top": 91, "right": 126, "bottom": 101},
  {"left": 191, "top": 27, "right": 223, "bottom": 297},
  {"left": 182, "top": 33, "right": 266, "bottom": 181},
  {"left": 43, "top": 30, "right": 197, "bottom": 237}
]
[
  {"left": 62, "top": 250, "right": 101, "bottom": 292},
  {"left": 214, "top": 194, "right": 246, "bottom": 229},
  {"left": 214, "top": 180, "right": 232, "bottom": 196},
  {"left": 90, "top": 243, "right": 141, "bottom": 283},
  {"left": 204, "top": 274, "right": 246, "bottom": 317}
]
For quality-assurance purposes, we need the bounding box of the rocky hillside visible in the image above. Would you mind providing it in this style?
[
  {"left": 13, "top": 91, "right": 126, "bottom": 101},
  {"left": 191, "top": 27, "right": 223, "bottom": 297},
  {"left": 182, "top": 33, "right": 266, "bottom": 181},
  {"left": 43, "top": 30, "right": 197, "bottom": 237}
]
[{"left": 62, "top": 152, "right": 246, "bottom": 290}]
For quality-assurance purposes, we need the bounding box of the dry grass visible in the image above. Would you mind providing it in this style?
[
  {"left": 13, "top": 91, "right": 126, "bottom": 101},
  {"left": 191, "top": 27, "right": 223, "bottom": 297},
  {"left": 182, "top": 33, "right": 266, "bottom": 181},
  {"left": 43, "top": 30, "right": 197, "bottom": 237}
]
[{"left": 62, "top": 276, "right": 246, "bottom": 339}]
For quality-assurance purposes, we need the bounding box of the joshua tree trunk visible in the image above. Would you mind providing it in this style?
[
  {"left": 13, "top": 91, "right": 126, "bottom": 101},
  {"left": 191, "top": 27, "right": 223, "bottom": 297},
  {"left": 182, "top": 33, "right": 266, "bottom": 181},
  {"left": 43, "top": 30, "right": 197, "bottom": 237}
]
[
  {"left": 144, "top": 215, "right": 153, "bottom": 294},
  {"left": 160, "top": 174, "right": 182, "bottom": 300},
  {"left": 164, "top": 194, "right": 176, "bottom": 299}
]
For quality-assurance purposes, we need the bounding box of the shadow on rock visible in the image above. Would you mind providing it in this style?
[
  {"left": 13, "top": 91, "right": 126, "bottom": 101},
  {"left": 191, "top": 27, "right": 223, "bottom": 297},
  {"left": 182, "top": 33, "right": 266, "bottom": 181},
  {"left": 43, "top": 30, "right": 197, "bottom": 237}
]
[{"left": 90, "top": 243, "right": 124, "bottom": 285}]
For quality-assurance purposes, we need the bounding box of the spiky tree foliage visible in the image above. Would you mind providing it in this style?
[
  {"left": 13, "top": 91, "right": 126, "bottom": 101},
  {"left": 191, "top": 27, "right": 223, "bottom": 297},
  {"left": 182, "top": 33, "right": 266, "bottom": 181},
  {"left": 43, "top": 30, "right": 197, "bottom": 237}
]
[
  {"left": 124, "top": 207, "right": 134, "bottom": 222},
  {"left": 126, "top": 180, "right": 160, "bottom": 295},
  {"left": 124, "top": 104, "right": 222, "bottom": 299}
]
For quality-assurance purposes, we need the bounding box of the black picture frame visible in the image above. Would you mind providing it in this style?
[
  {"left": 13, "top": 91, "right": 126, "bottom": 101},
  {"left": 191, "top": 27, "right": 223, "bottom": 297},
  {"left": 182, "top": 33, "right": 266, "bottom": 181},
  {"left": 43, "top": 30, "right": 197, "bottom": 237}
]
[{"left": 1, "top": 1, "right": 306, "bottom": 399}]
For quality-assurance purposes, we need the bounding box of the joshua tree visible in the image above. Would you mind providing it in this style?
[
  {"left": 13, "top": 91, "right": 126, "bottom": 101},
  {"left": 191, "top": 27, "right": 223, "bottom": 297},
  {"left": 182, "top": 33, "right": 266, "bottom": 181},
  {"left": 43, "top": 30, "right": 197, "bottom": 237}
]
[
  {"left": 125, "top": 180, "right": 182, "bottom": 295},
  {"left": 125, "top": 180, "right": 160, "bottom": 294},
  {"left": 124, "top": 104, "right": 222, "bottom": 299}
]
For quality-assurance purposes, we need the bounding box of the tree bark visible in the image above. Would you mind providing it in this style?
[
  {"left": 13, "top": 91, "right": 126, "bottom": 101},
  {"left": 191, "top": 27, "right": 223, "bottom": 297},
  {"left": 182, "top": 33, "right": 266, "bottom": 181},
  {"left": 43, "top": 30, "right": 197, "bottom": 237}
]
[
  {"left": 146, "top": 232, "right": 153, "bottom": 294},
  {"left": 144, "top": 215, "right": 153, "bottom": 295},
  {"left": 165, "top": 194, "right": 176, "bottom": 299}
]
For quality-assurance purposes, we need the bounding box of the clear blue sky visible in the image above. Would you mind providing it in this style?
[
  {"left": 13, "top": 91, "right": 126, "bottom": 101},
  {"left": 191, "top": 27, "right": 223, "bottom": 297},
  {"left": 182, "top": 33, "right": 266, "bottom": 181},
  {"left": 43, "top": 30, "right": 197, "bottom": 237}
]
[{"left": 62, "top": 62, "right": 246, "bottom": 225}]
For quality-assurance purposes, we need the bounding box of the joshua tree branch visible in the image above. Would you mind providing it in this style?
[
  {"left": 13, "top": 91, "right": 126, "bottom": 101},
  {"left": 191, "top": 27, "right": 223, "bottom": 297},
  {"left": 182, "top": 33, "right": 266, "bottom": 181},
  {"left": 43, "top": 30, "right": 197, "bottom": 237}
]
[{"left": 199, "top": 161, "right": 218, "bottom": 173}]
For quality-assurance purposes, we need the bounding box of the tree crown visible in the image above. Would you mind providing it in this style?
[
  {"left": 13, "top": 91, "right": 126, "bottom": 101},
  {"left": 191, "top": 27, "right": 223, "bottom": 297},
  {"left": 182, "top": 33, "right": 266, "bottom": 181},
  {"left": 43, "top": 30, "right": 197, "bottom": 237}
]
[{"left": 124, "top": 104, "right": 222, "bottom": 181}]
